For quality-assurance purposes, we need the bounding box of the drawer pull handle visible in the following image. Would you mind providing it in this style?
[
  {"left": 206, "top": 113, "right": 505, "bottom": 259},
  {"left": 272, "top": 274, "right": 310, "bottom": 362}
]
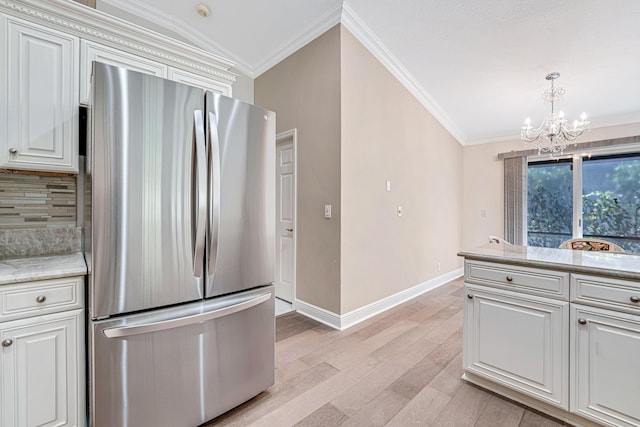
[
  {"left": 1, "top": 339, "right": 12, "bottom": 347},
  {"left": 36, "top": 295, "right": 47, "bottom": 303},
  {"left": 467, "top": 294, "right": 473, "bottom": 299},
  {"left": 505, "top": 276, "right": 513, "bottom": 282},
  {"left": 630, "top": 296, "right": 640, "bottom": 303},
  {"left": 578, "top": 318, "right": 587, "bottom": 325}
]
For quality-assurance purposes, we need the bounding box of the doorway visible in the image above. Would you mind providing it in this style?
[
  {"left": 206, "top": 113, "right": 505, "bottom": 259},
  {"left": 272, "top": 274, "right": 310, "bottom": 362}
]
[{"left": 275, "top": 129, "right": 297, "bottom": 313}]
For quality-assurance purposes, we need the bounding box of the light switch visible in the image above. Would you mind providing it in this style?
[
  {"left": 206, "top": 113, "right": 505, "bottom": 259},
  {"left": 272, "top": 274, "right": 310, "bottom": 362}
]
[
  {"left": 397, "top": 206, "right": 403, "bottom": 217},
  {"left": 386, "top": 180, "right": 391, "bottom": 192},
  {"left": 324, "top": 204, "right": 332, "bottom": 219}
]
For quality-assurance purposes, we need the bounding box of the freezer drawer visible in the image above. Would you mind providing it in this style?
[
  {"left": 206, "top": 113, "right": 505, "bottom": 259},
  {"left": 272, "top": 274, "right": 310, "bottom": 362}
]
[{"left": 89, "top": 286, "right": 274, "bottom": 427}]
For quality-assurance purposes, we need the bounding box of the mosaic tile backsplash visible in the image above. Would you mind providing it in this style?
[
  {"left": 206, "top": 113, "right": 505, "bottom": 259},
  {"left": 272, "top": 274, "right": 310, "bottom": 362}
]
[
  {"left": 0, "top": 173, "right": 76, "bottom": 228},
  {"left": 0, "top": 173, "right": 80, "bottom": 258}
]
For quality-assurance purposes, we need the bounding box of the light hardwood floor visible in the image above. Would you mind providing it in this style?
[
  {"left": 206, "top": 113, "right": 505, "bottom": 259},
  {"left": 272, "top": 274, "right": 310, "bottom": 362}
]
[{"left": 205, "top": 277, "right": 566, "bottom": 426}]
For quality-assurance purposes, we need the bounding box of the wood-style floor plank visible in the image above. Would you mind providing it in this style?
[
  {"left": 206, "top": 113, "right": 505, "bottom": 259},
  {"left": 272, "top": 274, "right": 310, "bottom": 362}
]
[{"left": 205, "top": 277, "right": 565, "bottom": 427}]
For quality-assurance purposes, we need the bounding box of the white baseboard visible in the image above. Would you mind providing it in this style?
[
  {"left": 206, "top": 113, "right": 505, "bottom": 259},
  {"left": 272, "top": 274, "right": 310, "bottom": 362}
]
[
  {"left": 293, "top": 268, "right": 463, "bottom": 330},
  {"left": 292, "top": 299, "right": 342, "bottom": 329}
]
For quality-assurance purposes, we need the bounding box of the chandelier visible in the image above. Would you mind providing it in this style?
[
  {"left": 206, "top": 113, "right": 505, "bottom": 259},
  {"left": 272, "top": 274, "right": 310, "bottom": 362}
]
[{"left": 521, "top": 72, "right": 590, "bottom": 154}]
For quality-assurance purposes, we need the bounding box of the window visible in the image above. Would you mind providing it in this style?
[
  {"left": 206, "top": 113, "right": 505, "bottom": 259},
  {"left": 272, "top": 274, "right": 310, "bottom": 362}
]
[
  {"left": 527, "top": 159, "right": 572, "bottom": 248},
  {"left": 527, "top": 151, "right": 640, "bottom": 253}
]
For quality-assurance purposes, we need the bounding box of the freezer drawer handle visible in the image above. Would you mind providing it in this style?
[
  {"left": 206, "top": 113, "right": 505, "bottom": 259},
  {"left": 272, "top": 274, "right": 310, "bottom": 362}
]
[{"left": 102, "top": 293, "right": 271, "bottom": 338}]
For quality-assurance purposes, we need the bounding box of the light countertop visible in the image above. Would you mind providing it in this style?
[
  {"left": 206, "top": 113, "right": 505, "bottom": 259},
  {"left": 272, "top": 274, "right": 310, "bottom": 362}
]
[
  {"left": 458, "top": 244, "right": 640, "bottom": 281},
  {"left": 0, "top": 252, "right": 87, "bottom": 286}
]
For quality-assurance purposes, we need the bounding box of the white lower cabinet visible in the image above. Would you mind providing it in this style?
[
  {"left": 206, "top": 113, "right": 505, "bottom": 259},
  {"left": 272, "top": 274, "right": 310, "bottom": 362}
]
[
  {"left": 464, "top": 284, "right": 569, "bottom": 409},
  {"left": 1, "top": 308, "right": 84, "bottom": 427},
  {"left": 0, "top": 276, "right": 84, "bottom": 427},
  {"left": 571, "top": 304, "right": 640, "bottom": 427},
  {"left": 464, "top": 259, "right": 640, "bottom": 426}
]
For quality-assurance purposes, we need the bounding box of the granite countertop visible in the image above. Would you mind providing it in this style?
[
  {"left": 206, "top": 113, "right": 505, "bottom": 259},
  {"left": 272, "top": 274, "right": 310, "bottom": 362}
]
[
  {"left": 0, "top": 252, "right": 87, "bottom": 286},
  {"left": 458, "top": 244, "right": 640, "bottom": 281}
]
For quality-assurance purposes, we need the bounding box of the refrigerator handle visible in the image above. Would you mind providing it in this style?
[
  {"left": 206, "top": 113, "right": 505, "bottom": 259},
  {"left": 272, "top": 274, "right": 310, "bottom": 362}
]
[
  {"left": 193, "top": 110, "right": 207, "bottom": 278},
  {"left": 207, "top": 112, "right": 221, "bottom": 278},
  {"left": 102, "top": 293, "right": 271, "bottom": 338}
]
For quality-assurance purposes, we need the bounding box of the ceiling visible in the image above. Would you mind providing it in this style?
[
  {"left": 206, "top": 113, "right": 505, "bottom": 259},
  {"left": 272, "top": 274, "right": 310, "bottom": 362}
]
[{"left": 94, "top": 0, "right": 640, "bottom": 145}]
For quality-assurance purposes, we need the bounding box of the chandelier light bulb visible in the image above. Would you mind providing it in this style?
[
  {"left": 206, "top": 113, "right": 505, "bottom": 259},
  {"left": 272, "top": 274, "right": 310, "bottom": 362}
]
[{"left": 520, "top": 72, "right": 590, "bottom": 155}]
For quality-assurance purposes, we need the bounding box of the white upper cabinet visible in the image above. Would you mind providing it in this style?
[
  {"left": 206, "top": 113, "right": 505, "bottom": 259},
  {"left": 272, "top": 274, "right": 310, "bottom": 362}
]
[
  {"left": 168, "top": 67, "right": 231, "bottom": 96},
  {"left": 0, "top": 0, "right": 237, "bottom": 173},
  {"left": 0, "top": 14, "right": 79, "bottom": 173},
  {"left": 80, "top": 40, "right": 168, "bottom": 105}
]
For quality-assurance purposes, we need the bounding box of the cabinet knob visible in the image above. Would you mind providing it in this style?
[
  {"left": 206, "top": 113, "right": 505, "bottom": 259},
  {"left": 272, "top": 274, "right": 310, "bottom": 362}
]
[
  {"left": 8, "top": 147, "right": 18, "bottom": 155},
  {"left": 505, "top": 276, "right": 513, "bottom": 282},
  {"left": 36, "top": 295, "right": 47, "bottom": 303},
  {"left": 578, "top": 318, "right": 587, "bottom": 325},
  {"left": 1, "top": 339, "right": 12, "bottom": 347},
  {"left": 630, "top": 296, "right": 640, "bottom": 303},
  {"left": 467, "top": 294, "right": 473, "bottom": 299}
]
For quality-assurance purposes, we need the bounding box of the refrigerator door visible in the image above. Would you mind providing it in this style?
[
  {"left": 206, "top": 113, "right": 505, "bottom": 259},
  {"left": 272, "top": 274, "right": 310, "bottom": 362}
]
[
  {"left": 205, "top": 92, "right": 276, "bottom": 298},
  {"left": 89, "top": 286, "right": 275, "bottom": 427},
  {"left": 89, "top": 62, "right": 206, "bottom": 319}
]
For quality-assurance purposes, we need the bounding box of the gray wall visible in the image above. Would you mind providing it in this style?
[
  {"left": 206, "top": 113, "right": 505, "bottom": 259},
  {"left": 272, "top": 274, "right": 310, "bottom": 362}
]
[{"left": 255, "top": 26, "right": 342, "bottom": 313}]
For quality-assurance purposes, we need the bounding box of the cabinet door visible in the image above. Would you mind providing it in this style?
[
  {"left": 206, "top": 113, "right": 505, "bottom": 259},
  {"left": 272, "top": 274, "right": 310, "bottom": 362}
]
[
  {"left": 0, "top": 15, "right": 79, "bottom": 172},
  {"left": 464, "top": 285, "right": 569, "bottom": 408},
  {"left": 571, "top": 304, "right": 640, "bottom": 427},
  {"left": 168, "top": 67, "right": 231, "bottom": 96},
  {"left": 80, "top": 40, "right": 167, "bottom": 104},
  {"left": 1, "top": 309, "right": 84, "bottom": 427}
]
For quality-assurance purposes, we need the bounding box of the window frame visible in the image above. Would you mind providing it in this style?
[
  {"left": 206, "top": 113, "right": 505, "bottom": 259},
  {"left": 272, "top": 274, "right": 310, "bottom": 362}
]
[{"left": 526, "top": 145, "right": 640, "bottom": 248}]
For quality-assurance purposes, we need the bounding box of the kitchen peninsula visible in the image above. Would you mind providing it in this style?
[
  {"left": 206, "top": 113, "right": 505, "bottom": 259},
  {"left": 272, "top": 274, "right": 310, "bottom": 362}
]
[{"left": 458, "top": 245, "right": 640, "bottom": 427}]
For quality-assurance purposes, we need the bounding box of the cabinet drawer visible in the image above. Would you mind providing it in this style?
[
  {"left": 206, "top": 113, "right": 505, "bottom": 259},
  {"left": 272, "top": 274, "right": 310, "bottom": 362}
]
[
  {"left": 465, "top": 260, "right": 569, "bottom": 300},
  {"left": 0, "top": 276, "right": 83, "bottom": 321},
  {"left": 572, "top": 274, "right": 640, "bottom": 314}
]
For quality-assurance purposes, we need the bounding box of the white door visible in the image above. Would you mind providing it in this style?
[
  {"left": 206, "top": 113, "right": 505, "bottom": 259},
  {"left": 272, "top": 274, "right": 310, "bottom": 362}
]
[
  {"left": 1, "top": 309, "right": 83, "bottom": 427},
  {"left": 275, "top": 130, "right": 296, "bottom": 303},
  {"left": 571, "top": 304, "right": 640, "bottom": 427}
]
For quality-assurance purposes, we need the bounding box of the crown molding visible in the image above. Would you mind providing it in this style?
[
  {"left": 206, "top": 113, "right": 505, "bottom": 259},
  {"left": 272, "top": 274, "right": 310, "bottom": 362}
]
[
  {"left": 0, "top": 0, "right": 237, "bottom": 83},
  {"left": 97, "top": 0, "right": 253, "bottom": 76},
  {"left": 96, "top": 0, "right": 342, "bottom": 79},
  {"left": 251, "top": 4, "right": 343, "bottom": 78},
  {"left": 340, "top": 3, "right": 467, "bottom": 145}
]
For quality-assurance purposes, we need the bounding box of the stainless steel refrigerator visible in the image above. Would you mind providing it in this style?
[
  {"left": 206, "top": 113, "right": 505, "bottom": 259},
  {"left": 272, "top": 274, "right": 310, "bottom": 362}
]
[{"left": 84, "top": 62, "right": 275, "bottom": 427}]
